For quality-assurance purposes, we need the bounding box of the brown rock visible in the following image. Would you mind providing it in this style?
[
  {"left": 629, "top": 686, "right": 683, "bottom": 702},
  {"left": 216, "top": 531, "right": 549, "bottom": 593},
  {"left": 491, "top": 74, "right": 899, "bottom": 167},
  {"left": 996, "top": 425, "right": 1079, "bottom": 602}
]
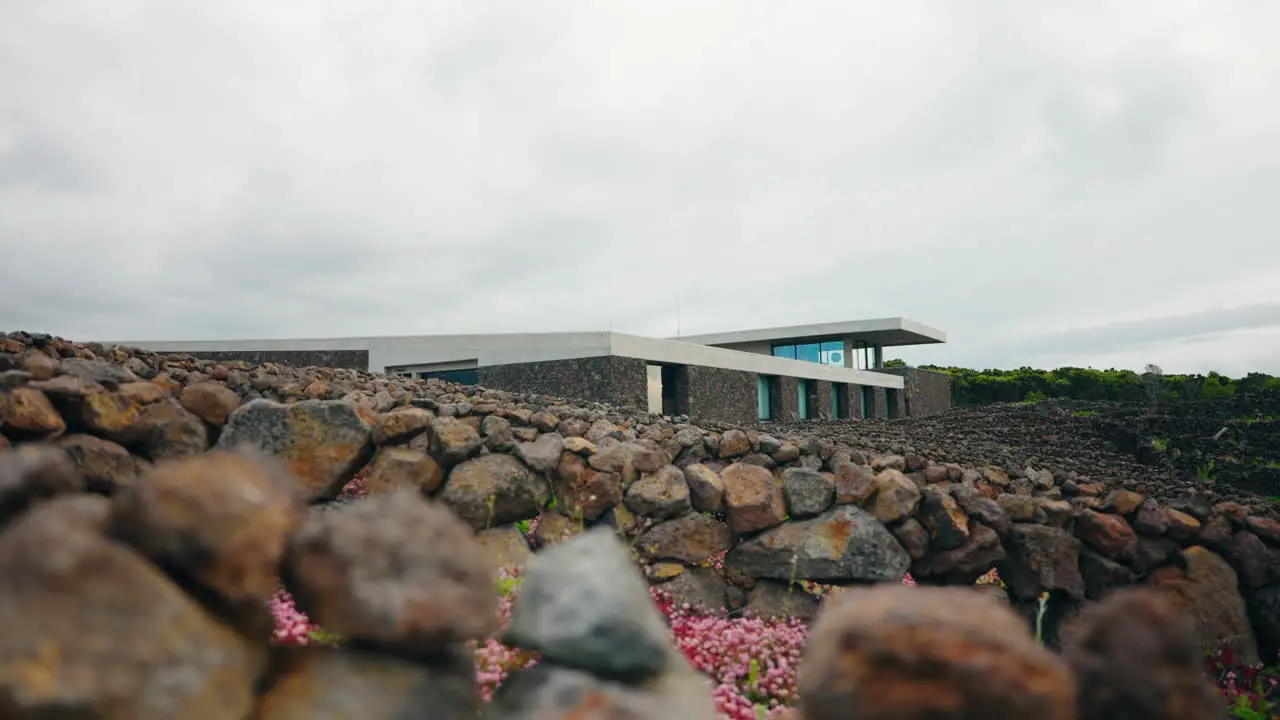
[
  {"left": 1101, "top": 489, "right": 1144, "bottom": 516},
  {"left": 998, "top": 493, "right": 1045, "bottom": 523},
  {"left": 110, "top": 450, "right": 304, "bottom": 604},
  {"left": 683, "top": 463, "right": 725, "bottom": 512},
  {"left": 831, "top": 462, "right": 876, "bottom": 505},
  {"left": 531, "top": 509, "right": 586, "bottom": 547},
  {"left": 21, "top": 351, "right": 56, "bottom": 380},
  {"left": 624, "top": 464, "right": 691, "bottom": 519},
  {"left": 871, "top": 454, "right": 906, "bottom": 472},
  {"left": 1, "top": 387, "right": 66, "bottom": 437},
  {"left": 369, "top": 407, "right": 433, "bottom": 445},
  {"left": 215, "top": 399, "right": 372, "bottom": 503},
  {"left": 362, "top": 445, "right": 446, "bottom": 496},
  {"left": 721, "top": 462, "right": 787, "bottom": 533},
  {"left": 892, "top": 517, "right": 930, "bottom": 560},
  {"left": 635, "top": 513, "right": 734, "bottom": 564},
  {"left": 1246, "top": 515, "right": 1280, "bottom": 546},
  {"left": 284, "top": 489, "right": 498, "bottom": 649},
  {"left": 0, "top": 496, "right": 261, "bottom": 718},
  {"left": 717, "top": 429, "right": 751, "bottom": 459},
  {"left": 1197, "top": 514, "right": 1234, "bottom": 551},
  {"left": 1064, "top": 589, "right": 1222, "bottom": 720},
  {"left": 917, "top": 487, "right": 970, "bottom": 551},
  {"left": 1132, "top": 499, "right": 1170, "bottom": 536},
  {"left": 552, "top": 452, "right": 621, "bottom": 522},
  {"left": 913, "top": 523, "right": 1006, "bottom": 584},
  {"left": 1149, "top": 546, "right": 1259, "bottom": 665},
  {"left": 440, "top": 452, "right": 549, "bottom": 531},
  {"left": 255, "top": 646, "right": 477, "bottom": 719},
  {"left": 746, "top": 580, "right": 822, "bottom": 623},
  {"left": 1076, "top": 509, "right": 1139, "bottom": 563},
  {"left": 81, "top": 389, "right": 144, "bottom": 437},
  {"left": 798, "top": 584, "right": 1075, "bottom": 720},
  {"left": 126, "top": 399, "right": 210, "bottom": 460},
  {"left": 486, "top": 664, "right": 719, "bottom": 720},
  {"left": 0, "top": 443, "right": 85, "bottom": 527},
  {"left": 999, "top": 524, "right": 1085, "bottom": 601},
  {"left": 868, "top": 469, "right": 921, "bottom": 524},
  {"left": 177, "top": 381, "right": 242, "bottom": 426},
  {"left": 981, "top": 465, "right": 1011, "bottom": 487},
  {"left": 475, "top": 526, "right": 532, "bottom": 570},
  {"left": 117, "top": 380, "right": 170, "bottom": 405},
  {"left": 57, "top": 433, "right": 143, "bottom": 494},
  {"left": 428, "top": 416, "right": 483, "bottom": 466},
  {"left": 1164, "top": 508, "right": 1202, "bottom": 542}
]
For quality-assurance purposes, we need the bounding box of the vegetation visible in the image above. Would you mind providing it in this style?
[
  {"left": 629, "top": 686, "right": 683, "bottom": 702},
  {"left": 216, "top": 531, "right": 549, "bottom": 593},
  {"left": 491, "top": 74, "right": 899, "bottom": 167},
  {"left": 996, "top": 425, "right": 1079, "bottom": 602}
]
[{"left": 897, "top": 363, "right": 1280, "bottom": 407}]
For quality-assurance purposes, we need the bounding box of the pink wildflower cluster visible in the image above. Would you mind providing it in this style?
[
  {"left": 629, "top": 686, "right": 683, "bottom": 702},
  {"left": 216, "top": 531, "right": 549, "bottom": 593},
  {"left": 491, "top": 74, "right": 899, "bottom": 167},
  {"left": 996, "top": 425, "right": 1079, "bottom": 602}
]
[
  {"left": 267, "top": 587, "right": 319, "bottom": 645},
  {"left": 472, "top": 566, "right": 539, "bottom": 703},
  {"left": 1209, "top": 648, "right": 1279, "bottom": 718},
  {"left": 654, "top": 589, "right": 806, "bottom": 719}
]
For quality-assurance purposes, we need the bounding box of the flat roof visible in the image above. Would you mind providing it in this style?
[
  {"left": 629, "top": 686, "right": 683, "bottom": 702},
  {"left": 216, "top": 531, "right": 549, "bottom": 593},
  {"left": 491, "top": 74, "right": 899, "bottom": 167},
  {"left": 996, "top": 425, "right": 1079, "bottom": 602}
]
[
  {"left": 670, "top": 317, "right": 946, "bottom": 348},
  {"left": 112, "top": 330, "right": 906, "bottom": 389}
]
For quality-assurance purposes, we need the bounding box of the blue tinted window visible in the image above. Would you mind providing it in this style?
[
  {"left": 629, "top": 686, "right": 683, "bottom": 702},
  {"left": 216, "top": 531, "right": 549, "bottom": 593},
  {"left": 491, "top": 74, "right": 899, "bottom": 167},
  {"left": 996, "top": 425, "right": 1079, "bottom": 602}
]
[
  {"left": 797, "top": 379, "right": 808, "bottom": 418},
  {"left": 795, "top": 343, "right": 820, "bottom": 364},
  {"left": 772, "top": 345, "right": 796, "bottom": 359},
  {"left": 820, "top": 340, "right": 844, "bottom": 366}
]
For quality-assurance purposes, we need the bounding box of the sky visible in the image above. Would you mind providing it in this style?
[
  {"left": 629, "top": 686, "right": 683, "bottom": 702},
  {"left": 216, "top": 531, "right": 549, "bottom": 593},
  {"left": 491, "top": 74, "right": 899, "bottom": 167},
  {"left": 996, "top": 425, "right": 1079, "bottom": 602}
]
[{"left": 2, "top": 1, "right": 1278, "bottom": 376}]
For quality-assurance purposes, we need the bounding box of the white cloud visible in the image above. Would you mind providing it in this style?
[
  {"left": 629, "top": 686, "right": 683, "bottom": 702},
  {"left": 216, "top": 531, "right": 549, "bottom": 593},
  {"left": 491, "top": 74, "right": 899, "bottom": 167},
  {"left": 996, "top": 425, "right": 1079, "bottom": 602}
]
[{"left": 2, "top": 0, "right": 1278, "bottom": 374}]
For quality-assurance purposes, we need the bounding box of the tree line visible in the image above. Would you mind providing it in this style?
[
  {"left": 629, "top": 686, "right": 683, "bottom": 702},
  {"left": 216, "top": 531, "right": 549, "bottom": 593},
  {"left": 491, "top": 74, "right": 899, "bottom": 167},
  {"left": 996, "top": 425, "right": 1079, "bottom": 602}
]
[{"left": 883, "top": 359, "right": 1280, "bottom": 407}]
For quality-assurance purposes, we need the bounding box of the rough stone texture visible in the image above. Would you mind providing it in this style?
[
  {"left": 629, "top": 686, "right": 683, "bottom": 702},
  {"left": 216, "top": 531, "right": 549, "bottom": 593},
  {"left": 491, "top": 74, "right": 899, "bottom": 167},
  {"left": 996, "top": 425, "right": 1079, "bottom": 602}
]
[
  {"left": 502, "top": 528, "right": 676, "bottom": 683},
  {"left": 868, "top": 469, "right": 921, "bottom": 524},
  {"left": 771, "top": 376, "right": 800, "bottom": 422},
  {"left": 0, "top": 442, "right": 85, "bottom": 526},
  {"left": 110, "top": 449, "right": 305, "bottom": 605},
  {"left": 624, "top": 464, "right": 692, "bottom": 519},
  {"left": 284, "top": 489, "right": 498, "bottom": 650},
  {"left": 1148, "top": 546, "right": 1260, "bottom": 665},
  {"left": 876, "top": 366, "right": 953, "bottom": 417},
  {"left": 177, "top": 348, "right": 370, "bottom": 370},
  {"left": 684, "top": 365, "right": 758, "bottom": 425},
  {"left": 255, "top": 646, "right": 478, "bottom": 719},
  {"left": 726, "top": 505, "right": 911, "bottom": 583},
  {"left": 0, "top": 496, "right": 262, "bottom": 719},
  {"left": 780, "top": 467, "right": 835, "bottom": 518},
  {"left": 361, "top": 445, "right": 446, "bottom": 496},
  {"left": 721, "top": 462, "right": 787, "bottom": 533},
  {"left": 635, "top": 512, "right": 734, "bottom": 564},
  {"left": 1063, "top": 588, "right": 1223, "bottom": 720},
  {"left": 798, "top": 584, "right": 1076, "bottom": 720},
  {"left": 180, "top": 381, "right": 243, "bottom": 426},
  {"left": 683, "top": 463, "right": 725, "bottom": 512},
  {"left": 552, "top": 452, "right": 622, "bottom": 522},
  {"left": 479, "top": 356, "right": 649, "bottom": 412},
  {"left": 999, "top": 524, "right": 1086, "bottom": 601},
  {"left": 216, "top": 399, "right": 372, "bottom": 502},
  {"left": 440, "top": 453, "right": 549, "bottom": 531}
]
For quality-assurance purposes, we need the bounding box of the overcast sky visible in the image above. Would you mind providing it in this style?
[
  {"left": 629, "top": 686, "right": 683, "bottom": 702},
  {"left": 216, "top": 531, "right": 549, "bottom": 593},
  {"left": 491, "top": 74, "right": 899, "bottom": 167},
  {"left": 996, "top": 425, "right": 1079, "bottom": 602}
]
[{"left": 2, "top": 1, "right": 1278, "bottom": 375}]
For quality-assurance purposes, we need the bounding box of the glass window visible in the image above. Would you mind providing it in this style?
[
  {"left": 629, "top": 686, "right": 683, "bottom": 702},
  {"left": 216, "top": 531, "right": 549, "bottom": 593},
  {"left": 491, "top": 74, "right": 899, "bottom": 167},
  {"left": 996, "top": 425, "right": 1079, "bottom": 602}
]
[
  {"left": 795, "top": 343, "right": 821, "bottom": 364},
  {"left": 772, "top": 344, "right": 796, "bottom": 360},
  {"left": 819, "top": 340, "right": 844, "bottom": 367},
  {"left": 860, "top": 386, "right": 871, "bottom": 418},
  {"left": 797, "top": 379, "right": 809, "bottom": 419},
  {"left": 757, "top": 376, "right": 771, "bottom": 420}
]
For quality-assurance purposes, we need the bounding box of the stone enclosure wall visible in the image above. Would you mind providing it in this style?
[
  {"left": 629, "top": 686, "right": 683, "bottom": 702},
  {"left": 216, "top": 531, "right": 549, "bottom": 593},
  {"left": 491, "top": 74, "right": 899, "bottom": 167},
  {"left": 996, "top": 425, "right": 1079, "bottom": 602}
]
[{"left": 0, "top": 331, "right": 1277, "bottom": 718}]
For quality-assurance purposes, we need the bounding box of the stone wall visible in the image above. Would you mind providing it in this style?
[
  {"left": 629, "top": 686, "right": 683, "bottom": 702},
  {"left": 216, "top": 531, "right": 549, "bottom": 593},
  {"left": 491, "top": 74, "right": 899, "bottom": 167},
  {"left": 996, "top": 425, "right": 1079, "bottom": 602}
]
[
  {"left": 879, "top": 366, "right": 952, "bottom": 417},
  {"left": 477, "top": 356, "right": 648, "bottom": 411},
  {"left": 683, "top": 365, "right": 757, "bottom": 425},
  {"left": 1, "top": 331, "right": 1277, "bottom": 717},
  {"left": 172, "top": 348, "right": 370, "bottom": 370}
]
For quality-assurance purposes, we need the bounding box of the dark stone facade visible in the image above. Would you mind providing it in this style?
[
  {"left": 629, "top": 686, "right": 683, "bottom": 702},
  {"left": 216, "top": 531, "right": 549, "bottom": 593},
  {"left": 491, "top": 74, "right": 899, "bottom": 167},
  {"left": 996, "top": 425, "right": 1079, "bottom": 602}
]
[
  {"left": 879, "top": 367, "right": 952, "bottom": 417},
  {"left": 813, "top": 380, "right": 834, "bottom": 420},
  {"left": 180, "top": 349, "right": 369, "bottom": 370},
  {"left": 838, "top": 383, "right": 863, "bottom": 419},
  {"left": 870, "top": 387, "right": 887, "bottom": 419},
  {"left": 683, "top": 365, "right": 758, "bottom": 425},
  {"left": 771, "top": 376, "right": 801, "bottom": 422},
  {"left": 478, "top": 356, "right": 648, "bottom": 410}
]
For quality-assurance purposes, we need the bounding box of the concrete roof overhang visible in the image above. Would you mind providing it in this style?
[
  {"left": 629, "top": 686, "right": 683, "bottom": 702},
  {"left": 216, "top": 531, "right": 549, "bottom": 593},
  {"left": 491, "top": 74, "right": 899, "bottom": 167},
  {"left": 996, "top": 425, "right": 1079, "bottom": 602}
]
[{"left": 669, "top": 317, "right": 946, "bottom": 348}]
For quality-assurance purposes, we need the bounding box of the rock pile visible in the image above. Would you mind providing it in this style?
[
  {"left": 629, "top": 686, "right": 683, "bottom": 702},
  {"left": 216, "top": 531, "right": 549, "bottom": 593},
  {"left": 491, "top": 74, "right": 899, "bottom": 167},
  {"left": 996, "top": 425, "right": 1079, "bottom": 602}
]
[{"left": 1, "top": 330, "right": 1279, "bottom": 717}]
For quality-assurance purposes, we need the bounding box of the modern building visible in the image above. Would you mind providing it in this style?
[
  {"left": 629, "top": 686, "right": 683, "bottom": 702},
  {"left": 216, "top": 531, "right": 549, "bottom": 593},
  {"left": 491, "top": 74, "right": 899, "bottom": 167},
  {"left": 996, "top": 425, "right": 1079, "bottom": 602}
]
[{"left": 115, "top": 318, "right": 951, "bottom": 424}]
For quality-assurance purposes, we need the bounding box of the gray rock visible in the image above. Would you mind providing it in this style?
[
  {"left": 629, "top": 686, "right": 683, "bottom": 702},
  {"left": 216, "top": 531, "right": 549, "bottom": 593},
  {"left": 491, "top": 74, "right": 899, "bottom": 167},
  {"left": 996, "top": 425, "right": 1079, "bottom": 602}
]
[
  {"left": 515, "top": 432, "right": 563, "bottom": 473},
  {"left": 781, "top": 467, "right": 835, "bottom": 518},
  {"left": 726, "top": 504, "right": 910, "bottom": 583},
  {"left": 440, "top": 453, "right": 549, "bottom": 531},
  {"left": 624, "top": 465, "right": 691, "bottom": 519},
  {"left": 503, "top": 527, "right": 674, "bottom": 683}
]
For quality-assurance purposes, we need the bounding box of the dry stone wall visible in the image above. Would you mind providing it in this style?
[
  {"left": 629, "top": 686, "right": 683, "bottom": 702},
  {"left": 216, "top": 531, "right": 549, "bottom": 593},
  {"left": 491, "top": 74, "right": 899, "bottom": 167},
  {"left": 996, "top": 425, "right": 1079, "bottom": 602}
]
[{"left": 0, "top": 330, "right": 1277, "bottom": 718}]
